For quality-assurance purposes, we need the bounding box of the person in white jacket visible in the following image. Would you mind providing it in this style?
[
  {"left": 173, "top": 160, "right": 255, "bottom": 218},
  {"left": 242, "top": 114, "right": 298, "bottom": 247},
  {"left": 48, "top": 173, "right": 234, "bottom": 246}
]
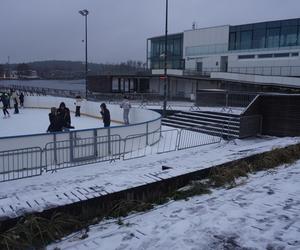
[{"left": 120, "top": 96, "right": 131, "bottom": 124}]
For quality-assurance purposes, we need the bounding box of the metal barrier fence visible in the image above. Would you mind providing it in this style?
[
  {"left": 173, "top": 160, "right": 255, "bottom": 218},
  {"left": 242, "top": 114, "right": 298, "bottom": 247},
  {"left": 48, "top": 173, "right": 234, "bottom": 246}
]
[
  {"left": 0, "top": 84, "right": 84, "bottom": 98},
  {"left": 45, "top": 134, "right": 121, "bottom": 171},
  {"left": 196, "top": 90, "right": 258, "bottom": 109},
  {"left": 0, "top": 147, "right": 43, "bottom": 182},
  {"left": 123, "top": 129, "right": 178, "bottom": 160},
  {"left": 0, "top": 128, "right": 221, "bottom": 182},
  {"left": 123, "top": 128, "right": 221, "bottom": 160},
  {"left": 177, "top": 128, "right": 221, "bottom": 150}
]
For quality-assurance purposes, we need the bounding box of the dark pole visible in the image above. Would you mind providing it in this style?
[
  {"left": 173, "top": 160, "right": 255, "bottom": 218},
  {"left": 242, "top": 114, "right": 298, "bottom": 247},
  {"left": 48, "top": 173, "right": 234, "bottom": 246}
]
[
  {"left": 85, "top": 14, "right": 88, "bottom": 99},
  {"left": 163, "top": 0, "right": 168, "bottom": 118},
  {"left": 79, "top": 9, "right": 89, "bottom": 99}
]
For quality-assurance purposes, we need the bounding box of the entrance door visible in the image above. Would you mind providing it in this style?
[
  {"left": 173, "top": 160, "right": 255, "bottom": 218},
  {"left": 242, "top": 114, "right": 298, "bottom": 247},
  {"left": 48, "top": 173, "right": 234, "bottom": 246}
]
[
  {"left": 196, "top": 62, "right": 203, "bottom": 73},
  {"left": 220, "top": 56, "right": 228, "bottom": 72}
]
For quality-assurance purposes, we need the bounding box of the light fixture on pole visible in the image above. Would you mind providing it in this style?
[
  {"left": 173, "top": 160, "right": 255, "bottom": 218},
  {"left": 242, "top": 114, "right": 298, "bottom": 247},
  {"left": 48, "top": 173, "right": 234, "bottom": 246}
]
[
  {"left": 79, "top": 9, "right": 89, "bottom": 99},
  {"left": 162, "top": 0, "right": 168, "bottom": 118}
]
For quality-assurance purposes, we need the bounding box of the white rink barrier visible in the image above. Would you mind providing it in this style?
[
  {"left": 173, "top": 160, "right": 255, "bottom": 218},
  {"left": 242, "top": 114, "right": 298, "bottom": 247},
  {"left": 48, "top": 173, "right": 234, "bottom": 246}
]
[{"left": 0, "top": 96, "right": 161, "bottom": 175}]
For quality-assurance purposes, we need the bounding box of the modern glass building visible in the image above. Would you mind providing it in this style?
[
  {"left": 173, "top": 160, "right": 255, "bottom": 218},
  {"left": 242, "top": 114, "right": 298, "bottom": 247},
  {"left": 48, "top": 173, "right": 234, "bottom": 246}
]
[
  {"left": 148, "top": 18, "right": 300, "bottom": 78},
  {"left": 229, "top": 18, "right": 300, "bottom": 51},
  {"left": 147, "top": 33, "right": 184, "bottom": 70}
]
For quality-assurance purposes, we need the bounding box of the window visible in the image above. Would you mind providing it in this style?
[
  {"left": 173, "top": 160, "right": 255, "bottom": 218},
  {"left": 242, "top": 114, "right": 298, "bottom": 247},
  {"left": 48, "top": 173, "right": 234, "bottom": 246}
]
[
  {"left": 173, "top": 39, "right": 182, "bottom": 56},
  {"left": 266, "top": 28, "right": 280, "bottom": 48},
  {"left": 240, "top": 30, "right": 252, "bottom": 49},
  {"left": 291, "top": 52, "right": 299, "bottom": 57},
  {"left": 280, "top": 26, "right": 297, "bottom": 46},
  {"left": 238, "top": 54, "right": 255, "bottom": 59},
  {"left": 253, "top": 29, "right": 266, "bottom": 49},
  {"left": 229, "top": 32, "right": 236, "bottom": 50},
  {"left": 258, "top": 54, "right": 273, "bottom": 58},
  {"left": 274, "top": 53, "right": 290, "bottom": 58}
]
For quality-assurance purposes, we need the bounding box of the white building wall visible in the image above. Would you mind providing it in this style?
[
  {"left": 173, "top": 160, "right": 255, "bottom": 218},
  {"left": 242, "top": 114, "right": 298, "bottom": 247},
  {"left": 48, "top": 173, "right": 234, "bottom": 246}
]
[
  {"left": 183, "top": 25, "right": 229, "bottom": 70},
  {"left": 227, "top": 49, "right": 300, "bottom": 73}
]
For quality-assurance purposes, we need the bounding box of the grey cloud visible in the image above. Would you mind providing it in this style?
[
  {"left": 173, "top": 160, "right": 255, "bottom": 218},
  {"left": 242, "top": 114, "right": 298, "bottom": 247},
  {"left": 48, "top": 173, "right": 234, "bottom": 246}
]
[{"left": 0, "top": 0, "right": 299, "bottom": 64}]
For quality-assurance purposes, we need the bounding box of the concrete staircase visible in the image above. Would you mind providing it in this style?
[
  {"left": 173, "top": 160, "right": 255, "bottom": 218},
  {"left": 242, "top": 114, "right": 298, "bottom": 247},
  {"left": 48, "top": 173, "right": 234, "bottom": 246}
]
[{"left": 162, "top": 111, "right": 241, "bottom": 138}]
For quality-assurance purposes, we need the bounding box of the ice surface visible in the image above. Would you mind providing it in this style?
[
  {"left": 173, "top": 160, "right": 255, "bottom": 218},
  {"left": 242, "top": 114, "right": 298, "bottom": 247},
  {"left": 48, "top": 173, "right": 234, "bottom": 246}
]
[{"left": 0, "top": 108, "right": 120, "bottom": 137}]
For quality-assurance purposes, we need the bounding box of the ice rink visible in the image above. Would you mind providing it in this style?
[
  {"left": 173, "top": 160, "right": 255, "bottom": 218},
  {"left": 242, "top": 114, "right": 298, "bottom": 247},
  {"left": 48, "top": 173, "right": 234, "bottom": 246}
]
[{"left": 0, "top": 108, "right": 121, "bottom": 137}]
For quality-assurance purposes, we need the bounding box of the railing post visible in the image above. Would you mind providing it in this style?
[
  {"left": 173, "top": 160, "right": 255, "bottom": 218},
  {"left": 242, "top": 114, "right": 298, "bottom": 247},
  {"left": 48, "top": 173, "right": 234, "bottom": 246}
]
[
  {"left": 108, "top": 127, "right": 111, "bottom": 155},
  {"left": 93, "top": 129, "right": 98, "bottom": 157},
  {"left": 146, "top": 122, "right": 149, "bottom": 145},
  {"left": 69, "top": 131, "right": 74, "bottom": 162},
  {"left": 53, "top": 133, "right": 57, "bottom": 166},
  {"left": 225, "top": 92, "right": 229, "bottom": 109}
]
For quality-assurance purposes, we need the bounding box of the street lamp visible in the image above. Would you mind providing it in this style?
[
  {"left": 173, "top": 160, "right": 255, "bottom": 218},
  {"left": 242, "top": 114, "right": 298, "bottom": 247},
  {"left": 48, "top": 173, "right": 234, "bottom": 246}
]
[
  {"left": 162, "top": 0, "right": 168, "bottom": 118},
  {"left": 79, "top": 9, "right": 89, "bottom": 99}
]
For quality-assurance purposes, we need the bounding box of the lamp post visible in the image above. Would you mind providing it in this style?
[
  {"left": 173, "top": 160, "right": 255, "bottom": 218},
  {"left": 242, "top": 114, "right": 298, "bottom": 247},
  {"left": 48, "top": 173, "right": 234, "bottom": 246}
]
[
  {"left": 79, "top": 9, "right": 89, "bottom": 99},
  {"left": 162, "top": 0, "right": 168, "bottom": 118}
]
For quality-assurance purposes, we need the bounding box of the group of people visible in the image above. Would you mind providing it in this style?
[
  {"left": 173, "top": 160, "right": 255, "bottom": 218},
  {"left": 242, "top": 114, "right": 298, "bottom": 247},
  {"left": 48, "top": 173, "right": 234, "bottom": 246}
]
[
  {"left": 47, "top": 102, "right": 74, "bottom": 132},
  {"left": 0, "top": 90, "right": 24, "bottom": 118},
  {"left": 99, "top": 96, "right": 132, "bottom": 128},
  {"left": 46, "top": 96, "right": 131, "bottom": 133}
]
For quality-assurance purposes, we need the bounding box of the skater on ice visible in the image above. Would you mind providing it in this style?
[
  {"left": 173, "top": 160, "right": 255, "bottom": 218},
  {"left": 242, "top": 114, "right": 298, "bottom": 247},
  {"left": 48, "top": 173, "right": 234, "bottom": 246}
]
[
  {"left": 57, "top": 102, "right": 74, "bottom": 131},
  {"left": 100, "top": 103, "right": 111, "bottom": 128},
  {"left": 19, "top": 92, "right": 24, "bottom": 108},
  {"left": 120, "top": 95, "right": 131, "bottom": 125},
  {"left": 74, "top": 95, "right": 82, "bottom": 117},
  {"left": 47, "top": 107, "right": 62, "bottom": 132},
  {"left": 0, "top": 92, "right": 10, "bottom": 118}
]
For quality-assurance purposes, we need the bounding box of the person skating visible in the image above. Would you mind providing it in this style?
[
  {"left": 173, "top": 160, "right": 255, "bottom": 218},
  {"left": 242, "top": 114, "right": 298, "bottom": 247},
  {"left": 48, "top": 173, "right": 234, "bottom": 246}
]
[
  {"left": 74, "top": 95, "right": 82, "bottom": 117},
  {"left": 19, "top": 92, "right": 24, "bottom": 108},
  {"left": 0, "top": 93, "right": 10, "bottom": 118},
  {"left": 13, "top": 99, "right": 19, "bottom": 114},
  {"left": 57, "top": 102, "right": 74, "bottom": 130},
  {"left": 47, "top": 107, "right": 62, "bottom": 132},
  {"left": 100, "top": 103, "right": 111, "bottom": 128},
  {"left": 120, "top": 95, "right": 131, "bottom": 124}
]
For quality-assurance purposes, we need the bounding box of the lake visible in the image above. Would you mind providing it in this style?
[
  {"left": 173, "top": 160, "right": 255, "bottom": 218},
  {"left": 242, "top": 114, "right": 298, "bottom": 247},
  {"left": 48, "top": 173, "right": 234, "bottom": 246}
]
[{"left": 0, "top": 79, "right": 85, "bottom": 91}]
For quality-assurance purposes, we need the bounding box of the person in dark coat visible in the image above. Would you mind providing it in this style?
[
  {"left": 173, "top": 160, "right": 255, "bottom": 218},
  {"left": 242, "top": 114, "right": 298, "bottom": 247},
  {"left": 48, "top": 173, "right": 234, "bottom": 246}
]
[
  {"left": 57, "top": 102, "right": 74, "bottom": 130},
  {"left": 0, "top": 93, "right": 10, "bottom": 118},
  {"left": 100, "top": 103, "right": 110, "bottom": 127},
  {"left": 13, "top": 99, "right": 19, "bottom": 114},
  {"left": 19, "top": 93, "right": 24, "bottom": 108},
  {"left": 47, "top": 107, "right": 62, "bottom": 132},
  {"left": 74, "top": 95, "right": 82, "bottom": 117}
]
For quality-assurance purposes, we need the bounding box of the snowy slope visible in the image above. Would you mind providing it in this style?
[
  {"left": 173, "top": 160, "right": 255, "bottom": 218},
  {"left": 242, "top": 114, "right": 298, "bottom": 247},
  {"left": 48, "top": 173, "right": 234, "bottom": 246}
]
[{"left": 48, "top": 161, "right": 300, "bottom": 250}]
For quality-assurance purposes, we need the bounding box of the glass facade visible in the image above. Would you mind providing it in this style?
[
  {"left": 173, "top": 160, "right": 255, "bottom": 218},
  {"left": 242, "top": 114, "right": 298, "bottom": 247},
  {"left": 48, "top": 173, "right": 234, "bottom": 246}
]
[
  {"left": 148, "top": 33, "right": 184, "bottom": 70},
  {"left": 229, "top": 18, "right": 300, "bottom": 51}
]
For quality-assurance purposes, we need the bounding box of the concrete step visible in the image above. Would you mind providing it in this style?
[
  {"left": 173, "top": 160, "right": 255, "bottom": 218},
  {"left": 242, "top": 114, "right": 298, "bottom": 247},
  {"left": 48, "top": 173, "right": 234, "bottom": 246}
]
[
  {"left": 162, "top": 121, "right": 239, "bottom": 138},
  {"left": 164, "top": 117, "right": 239, "bottom": 132},
  {"left": 181, "top": 111, "right": 240, "bottom": 119},
  {"left": 169, "top": 115, "right": 240, "bottom": 128},
  {"left": 162, "top": 118, "right": 240, "bottom": 135}
]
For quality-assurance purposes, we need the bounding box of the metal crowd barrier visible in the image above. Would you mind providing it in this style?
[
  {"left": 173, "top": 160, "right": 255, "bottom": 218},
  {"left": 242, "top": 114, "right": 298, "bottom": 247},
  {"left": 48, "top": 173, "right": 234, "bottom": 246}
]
[
  {"left": 45, "top": 134, "right": 121, "bottom": 171},
  {"left": 0, "top": 147, "right": 43, "bottom": 182},
  {"left": 0, "top": 128, "right": 221, "bottom": 183}
]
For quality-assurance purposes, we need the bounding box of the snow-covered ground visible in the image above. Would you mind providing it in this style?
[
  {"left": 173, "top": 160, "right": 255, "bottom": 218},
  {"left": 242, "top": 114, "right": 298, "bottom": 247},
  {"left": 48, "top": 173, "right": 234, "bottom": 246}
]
[
  {"left": 0, "top": 108, "right": 120, "bottom": 137},
  {"left": 0, "top": 135, "right": 299, "bottom": 221},
  {"left": 48, "top": 161, "right": 300, "bottom": 250}
]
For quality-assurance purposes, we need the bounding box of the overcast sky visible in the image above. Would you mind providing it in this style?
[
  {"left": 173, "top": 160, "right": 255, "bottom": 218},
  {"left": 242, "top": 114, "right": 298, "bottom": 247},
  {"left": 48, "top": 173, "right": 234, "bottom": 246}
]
[{"left": 0, "top": 0, "right": 299, "bottom": 64}]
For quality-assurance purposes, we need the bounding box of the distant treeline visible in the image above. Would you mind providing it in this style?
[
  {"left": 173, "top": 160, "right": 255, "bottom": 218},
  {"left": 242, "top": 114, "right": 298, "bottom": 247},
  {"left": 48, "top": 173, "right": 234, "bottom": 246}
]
[{"left": 0, "top": 60, "right": 148, "bottom": 79}]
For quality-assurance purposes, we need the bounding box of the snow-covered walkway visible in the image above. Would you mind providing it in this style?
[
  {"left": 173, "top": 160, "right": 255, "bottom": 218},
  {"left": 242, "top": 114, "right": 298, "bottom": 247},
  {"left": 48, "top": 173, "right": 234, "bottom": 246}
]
[
  {"left": 0, "top": 135, "right": 299, "bottom": 221},
  {"left": 49, "top": 160, "right": 300, "bottom": 250}
]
